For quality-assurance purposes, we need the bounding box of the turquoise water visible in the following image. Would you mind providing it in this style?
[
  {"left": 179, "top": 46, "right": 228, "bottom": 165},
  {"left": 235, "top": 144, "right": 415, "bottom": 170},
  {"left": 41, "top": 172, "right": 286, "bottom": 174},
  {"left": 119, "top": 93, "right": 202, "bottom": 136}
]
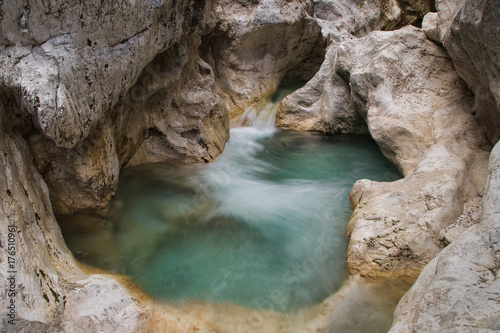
[{"left": 63, "top": 128, "right": 400, "bottom": 313}]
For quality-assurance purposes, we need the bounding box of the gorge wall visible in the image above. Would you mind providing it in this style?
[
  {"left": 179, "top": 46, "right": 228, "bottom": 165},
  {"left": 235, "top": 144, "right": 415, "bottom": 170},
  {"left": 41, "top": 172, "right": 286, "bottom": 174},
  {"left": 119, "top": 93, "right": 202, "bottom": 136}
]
[{"left": 0, "top": 0, "right": 499, "bottom": 331}]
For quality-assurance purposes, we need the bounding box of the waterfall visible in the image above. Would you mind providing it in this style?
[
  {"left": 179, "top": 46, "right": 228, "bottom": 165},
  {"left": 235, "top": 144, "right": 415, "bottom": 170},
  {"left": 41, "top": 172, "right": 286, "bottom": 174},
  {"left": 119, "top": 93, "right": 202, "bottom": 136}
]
[
  {"left": 237, "top": 82, "right": 305, "bottom": 131},
  {"left": 62, "top": 83, "right": 402, "bottom": 319},
  {"left": 238, "top": 97, "right": 280, "bottom": 131}
]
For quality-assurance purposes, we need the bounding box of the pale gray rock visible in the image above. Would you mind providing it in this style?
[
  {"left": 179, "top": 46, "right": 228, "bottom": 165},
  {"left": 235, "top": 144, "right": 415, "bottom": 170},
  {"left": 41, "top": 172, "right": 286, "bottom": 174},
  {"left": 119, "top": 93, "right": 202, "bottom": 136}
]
[
  {"left": 276, "top": 0, "right": 382, "bottom": 133},
  {"left": 0, "top": 0, "right": 216, "bottom": 148},
  {"left": 204, "top": 0, "right": 325, "bottom": 118},
  {"left": 276, "top": 45, "right": 368, "bottom": 134},
  {"left": 0, "top": 0, "right": 228, "bottom": 330},
  {"left": 438, "top": 196, "right": 482, "bottom": 245},
  {"left": 421, "top": 0, "right": 466, "bottom": 44},
  {"left": 312, "top": 0, "right": 381, "bottom": 42},
  {"left": 62, "top": 276, "right": 142, "bottom": 333},
  {"left": 341, "top": 26, "right": 491, "bottom": 281},
  {"left": 0, "top": 100, "right": 143, "bottom": 332},
  {"left": 442, "top": 0, "right": 500, "bottom": 144},
  {"left": 422, "top": 0, "right": 500, "bottom": 144},
  {"left": 389, "top": 142, "right": 500, "bottom": 333},
  {"left": 2, "top": 1, "right": 230, "bottom": 216}
]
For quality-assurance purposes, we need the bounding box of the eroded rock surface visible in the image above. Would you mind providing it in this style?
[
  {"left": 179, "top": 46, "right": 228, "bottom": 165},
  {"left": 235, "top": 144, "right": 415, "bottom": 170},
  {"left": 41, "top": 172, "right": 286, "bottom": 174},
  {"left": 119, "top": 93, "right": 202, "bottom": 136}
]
[
  {"left": 443, "top": 0, "right": 500, "bottom": 144},
  {"left": 202, "top": 0, "right": 325, "bottom": 119},
  {"left": 0, "top": 100, "right": 144, "bottom": 331},
  {"left": 422, "top": 0, "right": 465, "bottom": 43},
  {"left": 1, "top": 0, "right": 499, "bottom": 332},
  {"left": 340, "top": 26, "right": 491, "bottom": 281},
  {"left": 279, "top": 25, "right": 492, "bottom": 281},
  {"left": 389, "top": 142, "right": 500, "bottom": 333},
  {"left": 379, "top": 0, "right": 433, "bottom": 30},
  {"left": 424, "top": 0, "right": 500, "bottom": 144},
  {"left": 0, "top": 0, "right": 226, "bottom": 330},
  {"left": 276, "top": 0, "right": 381, "bottom": 134},
  {"left": 1, "top": 0, "right": 230, "bottom": 216}
]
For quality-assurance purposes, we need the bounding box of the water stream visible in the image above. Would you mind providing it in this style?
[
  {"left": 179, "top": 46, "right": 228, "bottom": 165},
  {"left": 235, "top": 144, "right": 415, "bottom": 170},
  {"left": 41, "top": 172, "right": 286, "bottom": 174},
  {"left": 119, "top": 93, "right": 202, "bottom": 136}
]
[{"left": 61, "top": 85, "right": 403, "bottom": 330}]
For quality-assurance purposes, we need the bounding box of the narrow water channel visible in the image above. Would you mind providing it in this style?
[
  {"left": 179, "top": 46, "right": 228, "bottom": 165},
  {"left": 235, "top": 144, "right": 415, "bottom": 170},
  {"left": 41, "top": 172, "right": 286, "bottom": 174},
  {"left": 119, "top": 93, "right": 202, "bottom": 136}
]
[{"left": 61, "top": 85, "right": 402, "bottom": 330}]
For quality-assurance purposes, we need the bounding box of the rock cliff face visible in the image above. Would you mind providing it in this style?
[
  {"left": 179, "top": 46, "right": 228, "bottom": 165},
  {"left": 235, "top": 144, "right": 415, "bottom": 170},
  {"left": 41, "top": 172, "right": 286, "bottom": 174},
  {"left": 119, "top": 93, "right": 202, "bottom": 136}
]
[
  {"left": 0, "top": 101, "right": 143, "bottom": 331},
  {"left": 202, "top": 0, "right": 325, "bottom": 120},
  {"left": 1, "top": 0, "right": 499, "bottom": 331},
  {"left": 389, "top": 142, "right": 500, "bottom": 333},
  {"left": 0, "top": 1, "right": 231, "bottom": 330},
  {"left": 1, "top": 0, "right": 229, "bottom": 217},
  {"left": 339, "top": 26, "right": 491, "bottom": 281}
]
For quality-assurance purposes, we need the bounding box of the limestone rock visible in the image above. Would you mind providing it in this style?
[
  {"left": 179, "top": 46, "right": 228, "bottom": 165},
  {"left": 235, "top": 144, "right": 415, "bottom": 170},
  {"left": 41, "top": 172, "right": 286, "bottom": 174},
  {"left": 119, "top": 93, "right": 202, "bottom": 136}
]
[
  {"left": 202, "top": 0, "right": 325, "bottom": 119},
  {"left": 0, "top": 0, "right": 217, "bottom": 148},
  {"left": 442, "top": 0, "right": 500, "bottom": 144},
  {"left": 438, "top": 196, "right": 482, "bottom": 245},
  {"left": 3, "top": 1, "right": 230, "bottom": 216},
  {"left": 389, "top": 142, "right": 500, "bottom": 333},
  {"left": 276, "top": 45, "right": 368, "bottom": 134},
  {"left": 62, "top": 276, "right": 142, "bottom": 333},
  {"left": 421, "top": 0, "right": 500, "bottom": 149},
  {"left": 312, "top": 0, "right": 381, "bottom": 42},
  {"left": 340, "top": 26, "right": 491, "bottom": 280},
  {"left": 276, "top": 0, "right": 382, "bottom": 133},
  {"left": 0, "top": 100, "right": 143, "bottom": 332},
  {"left": 422, "top": 0, "right": 465, "bottom": 44},
  {"left": 379, "top": 0, "right": 433, "bottom": 30}
]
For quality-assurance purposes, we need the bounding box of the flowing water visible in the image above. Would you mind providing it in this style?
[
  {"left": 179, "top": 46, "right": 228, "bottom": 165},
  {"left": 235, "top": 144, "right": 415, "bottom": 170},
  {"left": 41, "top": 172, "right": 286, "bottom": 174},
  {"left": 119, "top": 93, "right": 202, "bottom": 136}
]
[{"left": 61, "top": 85, "right": 403, "bottom": 329}]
